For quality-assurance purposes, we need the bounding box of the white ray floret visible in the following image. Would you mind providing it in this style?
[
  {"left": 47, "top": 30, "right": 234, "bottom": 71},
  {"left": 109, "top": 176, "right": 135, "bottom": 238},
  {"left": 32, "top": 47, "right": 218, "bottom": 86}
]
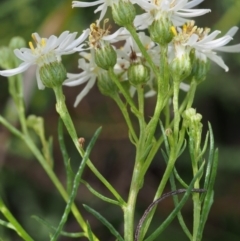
[{"left": 184, "top": 26, "right": 240, "bottom": 71}]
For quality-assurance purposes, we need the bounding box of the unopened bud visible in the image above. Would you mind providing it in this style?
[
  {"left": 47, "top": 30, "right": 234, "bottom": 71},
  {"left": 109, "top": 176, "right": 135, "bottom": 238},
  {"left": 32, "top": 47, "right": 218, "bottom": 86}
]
[
  {"left": 97, "top": 71, "right": 118, "bottom": 97},
  {"left": 149, "top": 17, "right": 173, "bottom": 45},
  {"left": 112, "top": 0, "right": 136, "bottom": 26},
  {"left": 9, "top": 37, "right": 26, "bottom": 50},
  {"left": 128, "top": 63, "right": 150, "bottom": 86},
  {"left": 95, "top": 42, "right": 117, "bottom": 70},
  {"left": 39, "top": 62, "right": 66, "bottom": 88},
  {"left": 170, "top": 53, "right": 192, "bottom": 81},
  {"left": 191, "top": 53, "right": 210, "bottom": 83}
]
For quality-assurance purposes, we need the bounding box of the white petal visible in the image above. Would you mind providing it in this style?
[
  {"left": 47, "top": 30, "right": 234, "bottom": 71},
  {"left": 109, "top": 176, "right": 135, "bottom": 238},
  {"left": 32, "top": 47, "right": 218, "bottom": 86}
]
[
  {"left": 180, "top": 82, "right": 190, "bottom": 92},
  {"left": 14, "top": 49, "right": 35, "bottom": 62},
  {"left": 73, "top": 77, "right": 96, "bottom": 107},
  {"left": 0, "top": 62, "right": 31, "bottom": 76},
  {"left": 225, "top": 26, "right": 239, "bottom": 37},
  {"left": 176, "top": 9, "right": 210, "bottom": 17},
  {"left": 144, "top": 89, "right": 156, "bottom": 98},
  {"left": 36, "top": 66, "right": 45, "bottom": 89},
  {"left": 72, "top": 0, "right": 103, "bottom": 8},
  {"left": 205, "top": 52, "right": 229, "bottom": 72},
  {"left": 215, "top": 44, "right": 240, "bottom": 53},
  {"left": 185, "top": 0, "right": 204, "bottom": 9}
]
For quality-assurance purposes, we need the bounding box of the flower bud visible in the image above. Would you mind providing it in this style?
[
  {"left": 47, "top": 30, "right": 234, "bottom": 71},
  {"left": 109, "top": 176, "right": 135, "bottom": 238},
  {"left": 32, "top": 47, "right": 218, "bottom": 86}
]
[
  {"left": 112, "top": 0, "right": 136, "bottom": 26},
  {"left": 170, "top": 53, "right": 192, "bottom": 82},
  {"left": 97, "top": 71, "right": 118, "bottom": 97},
  {"left": 149, "top": 16, "right": 174, "bottom": 45},
  {"left": 182, "top": 108, "right": 202, "bottom": 130},
  {"left": 95, "top": 42, "right": 117, "bottom": 70},
  {"left": 39, "top": 62, "right": 66, "bottom": 88},
  {"left": 0, "top": 47, "right": 15, "bottom": 69},
  {"left": 128, "top": 63, "right": 150, "bottom": 86},
  {"left": 9, "top": 37, "right": 26, "bottom": 50},
  {"left": 191, "top": 53, "right": 210, "bottom": 83}
]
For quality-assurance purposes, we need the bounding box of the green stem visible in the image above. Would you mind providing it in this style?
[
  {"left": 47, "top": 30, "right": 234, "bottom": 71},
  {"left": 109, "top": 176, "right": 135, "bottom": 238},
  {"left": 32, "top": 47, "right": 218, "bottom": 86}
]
[
  {"left": 126, "top": 24, "right": 160, "bottom": 78},
  {"left": 145, "top": 45, "right": 169, "bottom": 146},
  {"left": 186, "top": 79, "right": 197, "bottom": 109},
  {"left": 113, "top": 95, "right": 138, "bottom": 143},
  {"left": 173, "top": 80, "right": 180, "bottom": 139},
  {"left": 140, "top": 151, "right": 177, "bottom": 238},
  {"left": 0, "top": 198, "right": 34, "bottom": 241},
  {"left": 124, "top": 160, "right": 143, "bottom": 241},
  {"left": 108, "top": 68, "right": 140, "bottom": 117},
  {"left": 58, "top": 119, "right": 73, "bottom": 194},
  {"left": 124, "top": 85, "right": 148, "bottom": 241},
  {"left": 137, "top": 85, "right": 146, "bottom": 131},
  {"left": 192, "top": 159, "right": 201, "bottom": 241},
  {"left": 52, "top": 86, "right": 125, "bottom": 205},
  {"left": 8, "top": 75, "right": 28, "bottom": 135}
]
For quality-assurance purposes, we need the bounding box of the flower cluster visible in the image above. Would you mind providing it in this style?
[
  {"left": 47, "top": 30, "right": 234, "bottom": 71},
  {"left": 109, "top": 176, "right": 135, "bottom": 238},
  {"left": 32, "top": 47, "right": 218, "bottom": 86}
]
[{"left": 0, "top": 0, "right": 240, "bottom": 106}]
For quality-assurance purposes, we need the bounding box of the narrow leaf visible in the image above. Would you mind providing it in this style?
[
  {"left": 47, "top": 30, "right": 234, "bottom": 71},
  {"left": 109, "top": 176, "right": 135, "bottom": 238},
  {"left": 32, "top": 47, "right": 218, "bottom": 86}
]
[
  {"left": 81, "top": 180, "right": 121, "bottom": 206},
  {"left": 83, "top": 204, "right": 124, "bottom": 241},
  {"left": 86, "top": 221, "right": 94, "bottom": 241},
  {"left": 142, "top": 163, "right": 205, "bottom": 241},
  {"left": 51, "top": 127, "right": 102, "bottom": 241},
  {"left": 32, "top": 216, "right": 85, "bottom": 238}
]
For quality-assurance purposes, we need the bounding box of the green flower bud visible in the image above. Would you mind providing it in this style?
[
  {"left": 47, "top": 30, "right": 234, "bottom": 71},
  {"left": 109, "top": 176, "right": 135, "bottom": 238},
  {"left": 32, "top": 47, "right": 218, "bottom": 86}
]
[
  {"left": 0, "top": 37, "right": 26, "bottom": 70},
  {"left": 170, "top": 53, "right": 192, "bottom": 81},
  {"left": 182, "top": 108, "right": 202, "bottom": 130},
  {"left": 97, "top": 71, "right": 118, "bottom": 97},
  {"left": 39, "top": 61, "right": 66, "bottom": 88},
  {"left": 149, "top": 16, "right": 174, "bottom": 45},
  {"left": 128, "top": 63, "right": 150, "bottom": 86},
  {"left": 191, "top": 53, "right": 211, "bottom": 83},
  {"left": 0, "top": 47, "right": 15, "bottom": 69},
  {"left": 95, "top": 42, "right": 117, "bottom": 70},
  {"left": 9, "top": 37, "right": 26, "bottom": 50},
  {"left": 112, "top": 0, "right": 136, "bottom": 26}
]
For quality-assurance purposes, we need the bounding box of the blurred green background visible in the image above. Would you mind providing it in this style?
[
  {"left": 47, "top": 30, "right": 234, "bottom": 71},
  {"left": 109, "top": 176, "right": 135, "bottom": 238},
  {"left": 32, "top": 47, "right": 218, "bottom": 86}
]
[{"left": 0, "top": 0, "right": 240, "bottom": 240}]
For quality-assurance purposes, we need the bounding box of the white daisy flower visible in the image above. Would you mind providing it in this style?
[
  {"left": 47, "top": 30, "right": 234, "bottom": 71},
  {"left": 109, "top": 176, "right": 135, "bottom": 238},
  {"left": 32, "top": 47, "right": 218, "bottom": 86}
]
[
  {"left": 173, "top": 22, "right": 240, "bottom": 71},
  {"left": 0, "top": 30, "right": 90, "bottom": 89},
  {"left": 134, "top": 0, "right": 211, "bottom": 30}
]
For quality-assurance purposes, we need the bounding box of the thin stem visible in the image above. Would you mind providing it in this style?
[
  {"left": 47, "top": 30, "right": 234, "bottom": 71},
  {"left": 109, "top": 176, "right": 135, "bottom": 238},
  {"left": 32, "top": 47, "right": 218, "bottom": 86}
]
[
  {"left": 0, "top": 198, "right": 34, "bottom": 241},
  {"left": 113, "top": 95, "right": 138, "bottom": 143},
  {"left": 186, "top": 79, "right": 197, "bottom": 109},
  {"left": 58, "top": 119, "right": 73, "bottom": 194},
  {"left": 108, "top": 67, "right": 140, "bottom": 117},
  {"left": 137, "top": 85, "right": 146, "bottom": 132},
  {"left": 140, "top": 150, "right": 177, "bottom": 238},
  {"left": 145, "top": 45, "right": 169, "bottom": 147},
  {"left": 173, "top": 80, "right": 180, "bottom": 139},
  {"left": 192, "top": 156, "right": 201, "bottom": 241},
  {"left": 126, "top": 24, "right": 160, "bottom": 78},
  {"left": 124, "top": 160, "right": 143, "bottom": 241},
  {"left": 53, "top": 86, "right": 125, "bottom": 205},
  {"left": 124, "top": 85, "right": 147, "bottom": 241}
]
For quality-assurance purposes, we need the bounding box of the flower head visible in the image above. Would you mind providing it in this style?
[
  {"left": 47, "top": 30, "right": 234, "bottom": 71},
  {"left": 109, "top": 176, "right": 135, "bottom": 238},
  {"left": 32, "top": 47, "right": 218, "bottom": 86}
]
[
  {"left": 134, "top": 0, "right": 211, "bottom": 30},
  {"left": 0, "top": 30, "right": 89, "bottom": 89},
  {"left": 172, "top": 21, "right": 240, "bottom": 71}
]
